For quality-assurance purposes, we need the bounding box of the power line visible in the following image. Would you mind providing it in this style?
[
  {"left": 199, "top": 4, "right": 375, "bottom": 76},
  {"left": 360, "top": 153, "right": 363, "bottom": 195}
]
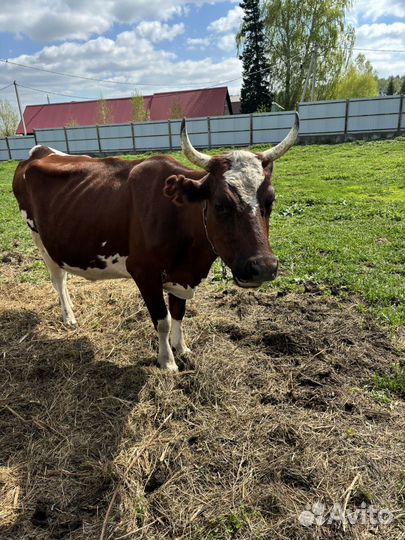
[
  {"left": 353, "top": 47, "right": 405, "bottom": 53},
  {"left": 0, "top": 82, "right": 13, "bottom": 92},
  {"left": 17, "top": 83, "right": 95, "bottom": 101},
  {"left": 0, "top": 58, "right": 237, "bottom": 88}
]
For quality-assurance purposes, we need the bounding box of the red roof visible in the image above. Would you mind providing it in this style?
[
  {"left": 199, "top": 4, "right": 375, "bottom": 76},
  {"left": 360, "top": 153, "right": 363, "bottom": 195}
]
[{"left": 17, "top": 87, "right": 232, "bottom": 134}]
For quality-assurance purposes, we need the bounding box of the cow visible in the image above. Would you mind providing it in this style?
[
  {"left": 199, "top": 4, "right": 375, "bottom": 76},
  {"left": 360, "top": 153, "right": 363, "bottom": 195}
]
[{"left": 12, "top": 114, "right": 299, "bottom": 371}]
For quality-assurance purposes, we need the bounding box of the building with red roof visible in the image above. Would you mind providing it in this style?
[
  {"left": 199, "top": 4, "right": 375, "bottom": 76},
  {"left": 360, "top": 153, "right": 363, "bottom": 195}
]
[{"left": 17, "top": 87, "right": 233, "bottom": 135}]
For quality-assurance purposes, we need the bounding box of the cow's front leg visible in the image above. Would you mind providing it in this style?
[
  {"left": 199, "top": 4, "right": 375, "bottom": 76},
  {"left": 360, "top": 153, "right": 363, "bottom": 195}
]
[
  {"left": 130, "top": 271, "right": 178, "bottom": 372},
  {"left": 168, "top": 294, "right": 191, "bottom": 355}
]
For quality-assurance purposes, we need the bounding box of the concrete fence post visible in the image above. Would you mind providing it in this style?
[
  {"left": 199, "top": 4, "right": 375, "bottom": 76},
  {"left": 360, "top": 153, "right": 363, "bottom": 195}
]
[{"left": 397, "top": 94, "right": 404, "bottom": 134}]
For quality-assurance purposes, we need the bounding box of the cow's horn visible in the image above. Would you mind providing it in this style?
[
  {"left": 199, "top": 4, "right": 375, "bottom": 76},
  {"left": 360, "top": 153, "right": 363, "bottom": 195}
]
[
  {"left": 180, "top": 118, "right": 211, "bottom": 170},
  {"left": 261, "top": 111, "right": 299, "bottom": 161}
]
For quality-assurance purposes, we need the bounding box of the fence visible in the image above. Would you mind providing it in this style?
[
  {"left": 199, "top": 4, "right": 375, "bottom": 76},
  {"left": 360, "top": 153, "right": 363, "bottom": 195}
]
[{"left": 1, "top": 95, "right": 404, "bottom": 161}]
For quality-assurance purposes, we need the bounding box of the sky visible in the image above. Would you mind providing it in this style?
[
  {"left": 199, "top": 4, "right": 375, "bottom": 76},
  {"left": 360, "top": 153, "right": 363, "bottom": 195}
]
[{"left": 0, "top": 0, "right": 404, "bottom": 110}]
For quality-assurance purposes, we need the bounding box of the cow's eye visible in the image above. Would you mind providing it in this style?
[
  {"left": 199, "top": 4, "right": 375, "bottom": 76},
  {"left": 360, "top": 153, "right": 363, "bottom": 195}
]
[
  {"left": 214, "top": 201, "right": 231, "bottom": 214},
  {"left": 261, "top": 198, "right": 275, "bottom": 217}
]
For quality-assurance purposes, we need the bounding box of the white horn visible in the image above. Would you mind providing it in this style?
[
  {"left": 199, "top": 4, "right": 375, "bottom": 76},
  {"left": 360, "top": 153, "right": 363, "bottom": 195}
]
[
  {"left": 180, "top": 118, "right": 211, "bottom": 170},
  {"left": 261, "top": 111, "right": 299, "bottom": 161}
]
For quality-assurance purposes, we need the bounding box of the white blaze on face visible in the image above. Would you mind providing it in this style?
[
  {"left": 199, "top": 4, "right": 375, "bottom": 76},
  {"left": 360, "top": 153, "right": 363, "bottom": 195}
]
[{"left": 223, "top": 151, "right": 265, "bottom": 210}]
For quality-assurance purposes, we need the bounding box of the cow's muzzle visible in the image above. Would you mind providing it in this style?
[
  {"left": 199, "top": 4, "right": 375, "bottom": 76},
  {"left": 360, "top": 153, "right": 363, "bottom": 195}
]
[{"left": 233, "top": 256, "right": 278, "bottom": 287}]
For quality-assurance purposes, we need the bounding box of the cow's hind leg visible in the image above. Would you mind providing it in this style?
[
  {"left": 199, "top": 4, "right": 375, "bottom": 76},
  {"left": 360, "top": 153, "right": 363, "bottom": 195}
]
[
  {"left": 168, "top": 294, "right": 191, "bottom": 355},
  {"left": 31, "top": 232, "right": 77, "bottom": 326},
  {"left": 129, "top": 268, "right": 178, "bottom": 372}
]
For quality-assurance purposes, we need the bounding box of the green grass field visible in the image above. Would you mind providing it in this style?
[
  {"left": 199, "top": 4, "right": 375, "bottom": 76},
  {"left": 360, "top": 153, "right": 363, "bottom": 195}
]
[{"left": 1, "top": 138, "right": 404, "bottom": 327}]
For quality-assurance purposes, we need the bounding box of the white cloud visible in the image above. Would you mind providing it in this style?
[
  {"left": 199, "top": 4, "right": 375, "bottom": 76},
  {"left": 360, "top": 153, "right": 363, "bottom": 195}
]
[
  {"left": 135, "top": 21, "right": 185, "bottom": 42},
  {"left": 0, "top": 0, "right": 224, "bottom": 42},
  {"left": 187, "top": 37, "right": 210, "bottom": 50},
  {"left": 0, "top": 29, "right": 242, "bottom": 106},
  {"left": 217, "top": 34, "right": 237, "bottom": 52},
  {"left": 354, "top": 22, "right": 405, "bottom": 77},
  {"left": 208, "top": 6, "right": 243, "bottom": 34},
  {"left": 349, "top": 0, "right": 404, "bottom": 24}
]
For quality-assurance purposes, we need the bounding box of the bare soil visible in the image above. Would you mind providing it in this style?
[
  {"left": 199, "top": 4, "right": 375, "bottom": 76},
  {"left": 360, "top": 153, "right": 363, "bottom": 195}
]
[{"left": 0, "top": 268, "right": 403, "bottom": 540}]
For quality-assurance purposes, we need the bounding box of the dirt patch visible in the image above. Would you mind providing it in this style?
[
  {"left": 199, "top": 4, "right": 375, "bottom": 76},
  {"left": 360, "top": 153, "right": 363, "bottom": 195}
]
[{"left": 0, "top": 275, "right": 403, "bottom": 540}]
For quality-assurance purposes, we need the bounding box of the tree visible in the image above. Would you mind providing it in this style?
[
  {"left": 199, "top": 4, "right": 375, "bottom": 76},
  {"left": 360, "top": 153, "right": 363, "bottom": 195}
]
[
  {"left": 0, "top": 99, "right": 19, "bottom": 137},
  {"left": 65, "top": 118, "right": 79, "bottom": 128},
  {"left": 132, "top": 90, "right": 149, "bottom": 122},
  {"left": 238, "top": 0, "right": 273, "bottom": 113},
  {"left": 169, "top": 99, "right": 183, "bottom": 119},
  {"left": 386, "top": 76, "right": 395, "bottom": 95},
  {"left": 96, "top": 97, "right": 113, "bottom": 125},
  {"left": 334, "top": 54, "right": 378, "bottom": 99},
  {"left": 378, "top": 75, "right": 404, "bottom": 95},
  {"left": 259, "top": 0, "right": 354, "bottom": 109}
]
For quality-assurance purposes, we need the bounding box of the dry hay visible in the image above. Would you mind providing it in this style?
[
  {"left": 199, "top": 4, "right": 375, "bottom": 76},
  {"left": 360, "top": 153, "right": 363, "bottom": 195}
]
[{"left": 0, "top": 269, "right": 404, "bottom": 540}]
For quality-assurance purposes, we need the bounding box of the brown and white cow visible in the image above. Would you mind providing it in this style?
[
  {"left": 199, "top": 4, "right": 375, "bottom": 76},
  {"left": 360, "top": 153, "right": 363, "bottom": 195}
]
[{"left": 13, "top": 114, "right": 299, "bottom": 371}]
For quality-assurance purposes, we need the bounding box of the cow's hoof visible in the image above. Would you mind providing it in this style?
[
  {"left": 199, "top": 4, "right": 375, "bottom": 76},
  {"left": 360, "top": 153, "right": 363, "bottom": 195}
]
[
  {"left": 175, "top": 346, "right": 192, "bottom": 356},
  {"left": 63, "top": 319, "right": 77, "bottom": 328},
  {"left": 162, "top": 362, "right": 179, "bottom": 372}
]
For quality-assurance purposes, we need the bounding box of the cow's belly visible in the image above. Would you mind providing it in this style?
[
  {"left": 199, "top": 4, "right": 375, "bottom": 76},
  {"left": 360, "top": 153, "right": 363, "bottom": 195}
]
[{"left": 62, "top": 255, "right": 131, "bottom": 281}]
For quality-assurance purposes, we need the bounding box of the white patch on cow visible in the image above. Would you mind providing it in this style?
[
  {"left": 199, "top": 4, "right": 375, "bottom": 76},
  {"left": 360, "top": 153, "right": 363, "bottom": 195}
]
[
  {"left": 157, "top": 314, "right": 178, "bottom": 371},
  {"left": 171, "top": 319, "right": 191, "bottom": 355},
  {"left": 48, "top": 147, "right": 69, "bottom": 156},
  {"left": 31, "top": 230, "right": 77, "bottom": 326},
  {"left": 29, "top": 144, "right": 44, "bottom": 157},
  {"left": 101, "top": 241, "right": 107, "bottom": 247},
  {"left": 163, "top": 282, "right": 195, "bottom": 300},
  {"left": 224, "top": 150, "right": 264, "bottom": 208},
  {"left": 62, "top": 254, "right": 131, "bottom": 281},
  {"left": 20, "top": 209, "right": 36, "bottom": 230}
]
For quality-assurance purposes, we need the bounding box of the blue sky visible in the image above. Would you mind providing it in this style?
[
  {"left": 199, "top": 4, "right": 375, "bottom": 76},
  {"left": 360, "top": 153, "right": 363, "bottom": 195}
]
[{"left": 0, "top": 0, "right": 404, "bottom": 108}]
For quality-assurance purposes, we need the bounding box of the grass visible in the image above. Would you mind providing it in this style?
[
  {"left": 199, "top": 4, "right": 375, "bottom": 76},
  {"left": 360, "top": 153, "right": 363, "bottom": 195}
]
[
  {"left": 0, "top": 139, "right": 404, "bottom": 540},
  {"left": 1, "top": 138, "right": 404, "bottom": 327}
]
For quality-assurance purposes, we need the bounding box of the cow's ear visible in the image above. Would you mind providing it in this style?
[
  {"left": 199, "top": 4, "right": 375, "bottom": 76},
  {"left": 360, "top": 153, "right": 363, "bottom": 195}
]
[
  {"left": 257, "top": 154, "right": 274, "bottom": 175},
  {"left": 164, "top": 174, "right": 209, "bottom": 206}
]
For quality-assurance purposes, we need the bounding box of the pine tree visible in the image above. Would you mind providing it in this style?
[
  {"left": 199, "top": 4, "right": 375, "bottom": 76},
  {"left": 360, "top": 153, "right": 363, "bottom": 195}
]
[
  {"left": 400, "top": 77, "right": 405, "bottom": 95},
  {"left": 386, "top": 76, "right": 395, "bottom": 95},
  {"left": 239, "top": 0, "right": 272, "bottom": 114}
]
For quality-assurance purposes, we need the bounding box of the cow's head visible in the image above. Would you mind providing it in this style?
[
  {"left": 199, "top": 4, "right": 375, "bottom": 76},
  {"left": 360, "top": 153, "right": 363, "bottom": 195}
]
[{"left": 164, "top": 113, "right": 299, "bottom": 287}]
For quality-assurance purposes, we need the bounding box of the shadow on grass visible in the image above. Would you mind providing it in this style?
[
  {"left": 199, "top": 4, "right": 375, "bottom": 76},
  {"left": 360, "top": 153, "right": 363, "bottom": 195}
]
[{"left": 0, "top": 309, "right": 147, "bottom": 539}]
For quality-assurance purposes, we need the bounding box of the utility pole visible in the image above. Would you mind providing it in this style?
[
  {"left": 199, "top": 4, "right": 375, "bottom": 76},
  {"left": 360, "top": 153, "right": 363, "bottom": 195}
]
[
  {"left": 47, "top": 94, "right": 50, "bottom": 104},
  {"left": 300, "top": 46, "right": 316, "bottom": 103},
  {"left": 311, "top": 43, "right": 318, "bottom": 101},
  {"left": 13, "top": 81, "right": 27, "bottom": 136}
]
